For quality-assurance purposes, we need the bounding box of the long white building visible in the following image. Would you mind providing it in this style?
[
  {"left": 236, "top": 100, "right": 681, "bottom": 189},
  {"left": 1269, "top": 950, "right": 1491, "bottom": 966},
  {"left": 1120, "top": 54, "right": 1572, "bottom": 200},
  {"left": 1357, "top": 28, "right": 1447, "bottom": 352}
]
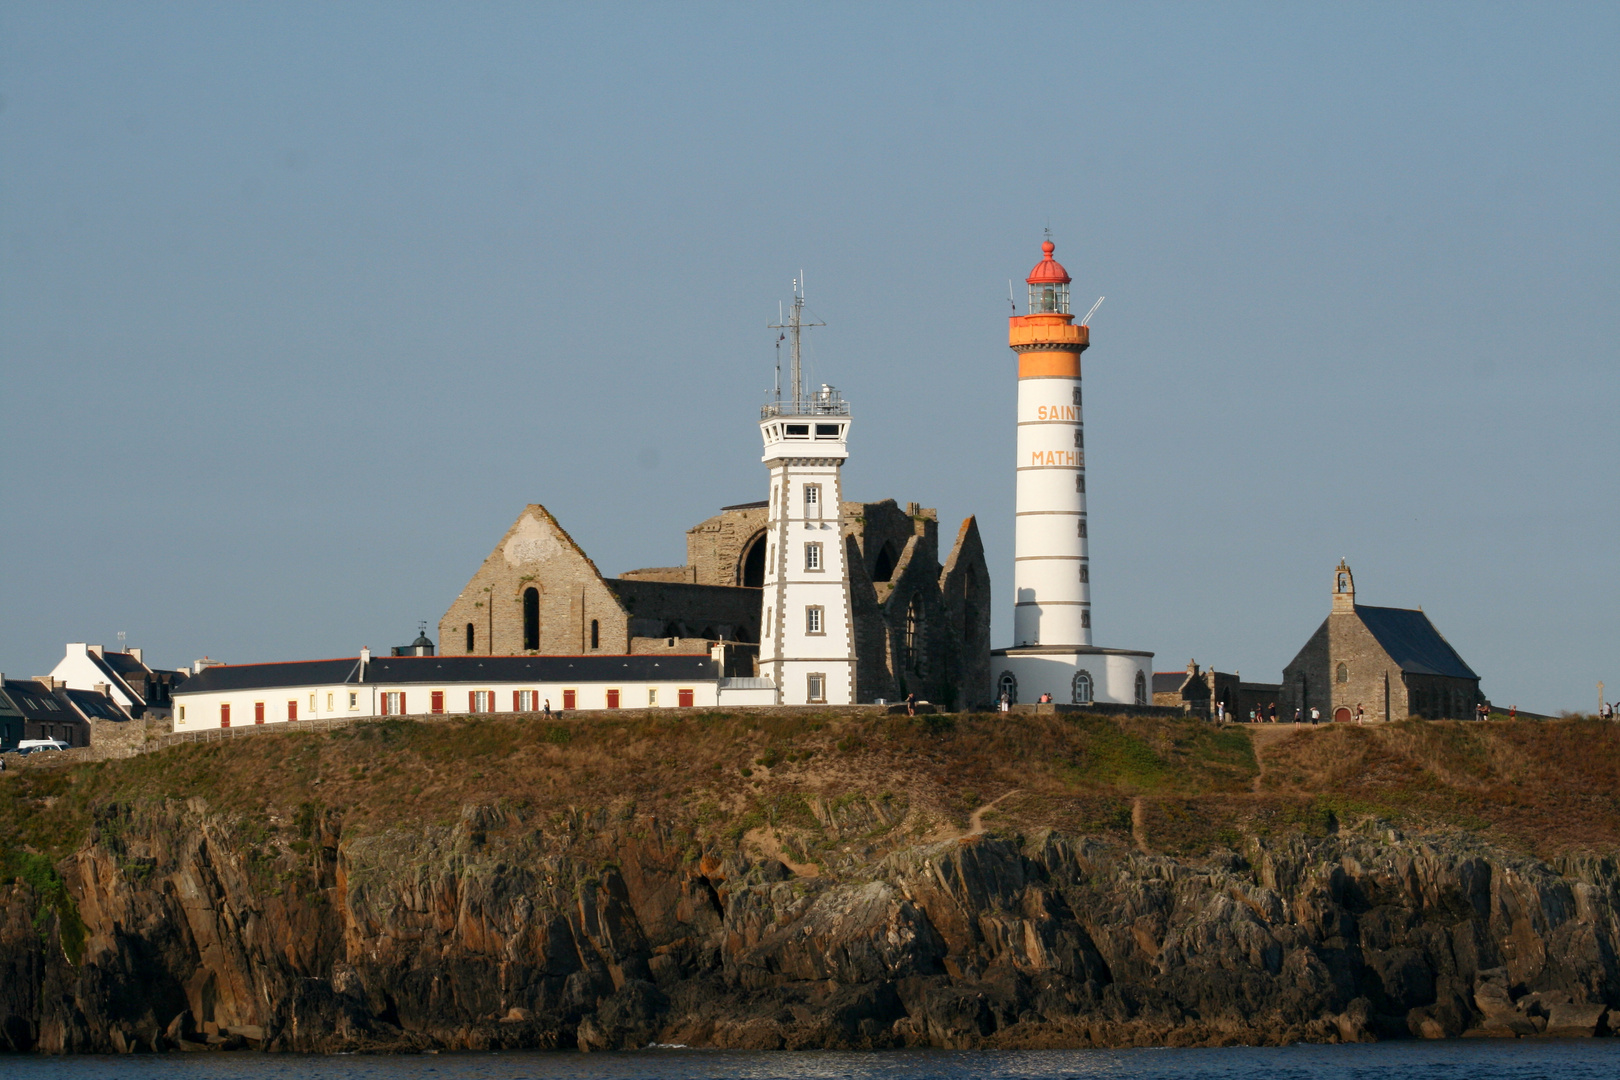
[{"left": 171, "top": 650, "right": 774, "bottom": 730}]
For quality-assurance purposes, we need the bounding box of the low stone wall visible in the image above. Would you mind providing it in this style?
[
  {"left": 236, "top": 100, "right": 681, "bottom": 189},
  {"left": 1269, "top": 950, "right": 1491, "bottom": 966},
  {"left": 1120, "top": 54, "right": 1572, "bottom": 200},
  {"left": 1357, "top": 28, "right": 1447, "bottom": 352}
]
[
  {"left": 1009, "top": 701, "right": 1183, "bottom": 718},
  {"left": 2, "top": 714, "right": 169, "bottom": 771}
]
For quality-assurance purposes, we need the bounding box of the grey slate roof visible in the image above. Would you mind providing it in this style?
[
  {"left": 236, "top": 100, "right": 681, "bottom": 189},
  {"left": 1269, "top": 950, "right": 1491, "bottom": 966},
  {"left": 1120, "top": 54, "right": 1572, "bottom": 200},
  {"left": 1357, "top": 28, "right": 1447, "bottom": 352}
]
[
  {"left": 179, "top": 654, "right": 719, "bottom": 694},
  {"left": 1151, "top": 672, "right": 1187, "bottom": 695},
  {"left": 1356, "top": 605, "right": 1479, "bottom": 680}
]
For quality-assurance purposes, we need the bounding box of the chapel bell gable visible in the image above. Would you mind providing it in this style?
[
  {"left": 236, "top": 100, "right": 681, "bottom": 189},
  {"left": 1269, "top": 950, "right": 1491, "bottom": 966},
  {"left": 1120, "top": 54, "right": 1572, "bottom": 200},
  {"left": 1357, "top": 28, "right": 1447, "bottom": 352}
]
[{"left": 1331, "top": 559, "right": 1356, "bottom": 614}]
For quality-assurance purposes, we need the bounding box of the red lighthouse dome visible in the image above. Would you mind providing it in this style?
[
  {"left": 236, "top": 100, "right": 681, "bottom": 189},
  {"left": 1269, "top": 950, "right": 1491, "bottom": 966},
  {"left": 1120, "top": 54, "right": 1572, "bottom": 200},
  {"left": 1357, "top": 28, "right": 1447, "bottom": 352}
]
[{"left": 1026, "top": 240, "right": 1071, "bottom": 285}]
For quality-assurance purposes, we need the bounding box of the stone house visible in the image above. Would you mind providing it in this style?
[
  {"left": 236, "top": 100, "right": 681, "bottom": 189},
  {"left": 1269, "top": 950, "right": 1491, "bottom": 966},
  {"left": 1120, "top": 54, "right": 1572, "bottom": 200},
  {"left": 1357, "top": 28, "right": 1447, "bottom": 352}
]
[
  {"left": 438, "top": 498, "right": 991, "bottom": 708},
  {"left": 1279, "top": 561, "right": 1483, "bottom": 722},
  {"left": 0, "top": 676, "right": 128, "bottom": 749},
  {"left": 1152, "top": 660, "right": 1282, "bottom": 721}
]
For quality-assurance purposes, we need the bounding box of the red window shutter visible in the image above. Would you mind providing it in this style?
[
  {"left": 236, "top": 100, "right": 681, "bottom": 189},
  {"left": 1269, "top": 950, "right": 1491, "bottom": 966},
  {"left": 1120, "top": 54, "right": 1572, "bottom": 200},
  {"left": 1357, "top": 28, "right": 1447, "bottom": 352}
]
[
  {"left": 255, "top": 702, "right": 264, "bottom": 724},
  {"left": 288, "top": 701, "right": 297, "bottom": 721},
  {"left": 679, "top": 688, "right": 694, "bottom": 707},
  {"left": 606, "top": 689, "right": 619, "bottom": 709},
  {"left": 399, "top": 692, "right": 406, "bottom": 715},
  {"left": 513, "top": 690, "right": 521, "bottom": 712},
  {"left": 563, "top": 689, "right": 576, "bottom": 710},
  {"left": 221, "top": 704, "right": 230, "bottom": 728},
  {"left": 432, "top": 690, "right": 443, "bottom": 714},
  {"left": 469, "top": 691, "right": 477, "bottom": 713}
]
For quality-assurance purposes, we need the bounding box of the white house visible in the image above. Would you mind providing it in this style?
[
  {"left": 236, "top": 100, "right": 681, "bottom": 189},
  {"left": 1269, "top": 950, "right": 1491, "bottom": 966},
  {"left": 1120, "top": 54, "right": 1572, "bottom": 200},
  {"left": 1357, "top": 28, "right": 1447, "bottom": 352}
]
[
  {"left": 49, "top": 643, "right": 186, "bottom": 719},
  {"left": 171, "top": 649, "right": 775, "bottom": 731}
]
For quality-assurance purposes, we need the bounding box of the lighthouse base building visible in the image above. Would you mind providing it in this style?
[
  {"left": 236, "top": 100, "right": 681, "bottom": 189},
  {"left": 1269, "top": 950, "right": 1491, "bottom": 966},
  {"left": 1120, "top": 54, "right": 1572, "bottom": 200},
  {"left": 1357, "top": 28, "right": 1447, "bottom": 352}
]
[{"left": 992, "top": 238, "right": 1153, "bottom": 708}]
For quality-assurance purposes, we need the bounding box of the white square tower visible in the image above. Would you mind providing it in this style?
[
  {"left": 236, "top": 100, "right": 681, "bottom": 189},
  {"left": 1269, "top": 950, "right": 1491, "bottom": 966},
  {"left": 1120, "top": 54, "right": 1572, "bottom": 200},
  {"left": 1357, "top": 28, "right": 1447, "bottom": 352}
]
[{"left": 756, "top": 386, "right": 855, "bottom": 705}]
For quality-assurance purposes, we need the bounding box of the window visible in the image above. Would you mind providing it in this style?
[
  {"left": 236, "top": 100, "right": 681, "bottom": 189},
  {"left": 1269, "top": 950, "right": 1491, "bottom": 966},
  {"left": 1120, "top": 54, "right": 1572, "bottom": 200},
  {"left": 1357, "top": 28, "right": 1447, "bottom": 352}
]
[
  {"left": 382, "top": 692, "right": 405, "bottom": 716},
  {"left": 815, "top": 424, "right": 840, "bottom": 437},
  {"left": 807, "top": 673, "right": 826, "bottom": 704},
  {"left": 1078, "top": 519, "right": 1087, "bottom": 538},
  {"left": 678, "top": 688, "right": 694, "bottom": 708},
  {"left": 806, "top": 606, "right": 824, "bottom": 635},
  {"left": 348, "top": 692, "right": 359, "bottom": 711},
  {"left": 1079, "top": 564, "right": 1089, "bottom": 583},
  {"left": 872, "top": 542, "right": 897, "bottom": 583},
  {"left": 606, "top": 689, "right": 620, "bottom": 709},
  {"left": 1076, "top": 475, "right": 1085, "bottom": 493},
  {"left": 1072, "top": 670, "right": 1094, "bottom": 705},
  {"left": 563, "top": 689, "right": 577, "bottom": 710},
  {"left": 431, "top": 690, "right": 444, "bottom": 714},
  {"left": 1336, "top": 663, "right": 1349, "bottom": 684},
  {"left": 523, "top": 587, "right": 540, "bottom": 651},
  {"left": 1081, "top": 610, "right": 1091, "bottom": 629},
  {"left": 904, "top": 594, "right": 925, "bottom": 672},
  {"left": 1134, "top": 670, "right": 1148, "bottom": 706},
  {"left": 648, "top": 688, "right": 658, "bottom": 707},
  {"left": 1072, "top": 387, "right": 1082, "bottom": 407},
  {"left": 220, "top": 703, "right": 231, "bottom": 728},
  {"left": 287, "top": 700, "right": 298, "bottom": 721},
  {"left": 764, "top": 608, "right": 772, "bottom": 637},
  {"left": 785, "top": 424, "right": 809, "bottom": 437},
  {"left": 326, "top": 693, "right": 334, "bottom": 710},
  {"left": 805, "top": 542, "right": 822, "bottom": 570},
  {"left": 309, "top": 693, "right": 316, "bottom": 713},
  {"left": 466, "top": 623, "right": 476, "bottom": 652},
  {"left": 179, "top": 705, "right": 186, "bottom": 721},
  {"left": 254, "top": 702, "right": 265, "bottom": 725},
  {"left": 516, "top": 689, "right": 536, "bottom": 711},
  {"left": 804, "top": 484, "right": 821, "bottom": 515},
  {"left": 469, "top": 690, "right": 494, "bottom": 713},
  {"left": 590, "top": 619, "right": 600, "bottom": 650}
]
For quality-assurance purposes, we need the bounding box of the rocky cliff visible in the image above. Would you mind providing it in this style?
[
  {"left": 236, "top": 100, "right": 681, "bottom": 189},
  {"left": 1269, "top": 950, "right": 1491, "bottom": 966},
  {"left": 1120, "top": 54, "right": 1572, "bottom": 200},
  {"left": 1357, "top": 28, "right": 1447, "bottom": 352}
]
[{"left": 1, "top": 711, "right": 1616, "bottom": 1052}]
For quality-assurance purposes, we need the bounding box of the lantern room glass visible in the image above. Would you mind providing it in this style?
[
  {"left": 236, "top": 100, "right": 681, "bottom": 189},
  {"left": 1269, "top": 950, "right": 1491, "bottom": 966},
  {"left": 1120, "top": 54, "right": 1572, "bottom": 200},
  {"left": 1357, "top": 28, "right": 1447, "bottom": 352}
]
[{"left": 1028, "top": 280, "right": 1070, "bottom": 314}]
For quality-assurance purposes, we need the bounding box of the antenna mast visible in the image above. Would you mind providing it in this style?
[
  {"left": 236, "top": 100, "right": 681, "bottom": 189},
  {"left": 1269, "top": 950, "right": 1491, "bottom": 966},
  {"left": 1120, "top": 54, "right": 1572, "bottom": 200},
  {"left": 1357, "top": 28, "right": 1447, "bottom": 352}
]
[{"left": 768, "top": 272, "right": 824, "bottom": 405}]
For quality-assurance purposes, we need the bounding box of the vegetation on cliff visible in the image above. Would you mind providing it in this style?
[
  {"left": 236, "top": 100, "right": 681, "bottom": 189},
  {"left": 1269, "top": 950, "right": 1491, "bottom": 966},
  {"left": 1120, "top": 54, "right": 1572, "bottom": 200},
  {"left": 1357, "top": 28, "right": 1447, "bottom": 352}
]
[{"left": 1, "top": 712, "right": 1616, "bottom": 1053}]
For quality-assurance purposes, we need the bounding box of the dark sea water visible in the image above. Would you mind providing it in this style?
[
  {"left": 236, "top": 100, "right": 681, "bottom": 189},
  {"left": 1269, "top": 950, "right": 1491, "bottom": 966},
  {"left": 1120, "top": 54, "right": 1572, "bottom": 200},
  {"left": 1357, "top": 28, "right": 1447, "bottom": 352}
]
[{"left": 0, "top": 1043, "right": 1614, "bottom": 1080}]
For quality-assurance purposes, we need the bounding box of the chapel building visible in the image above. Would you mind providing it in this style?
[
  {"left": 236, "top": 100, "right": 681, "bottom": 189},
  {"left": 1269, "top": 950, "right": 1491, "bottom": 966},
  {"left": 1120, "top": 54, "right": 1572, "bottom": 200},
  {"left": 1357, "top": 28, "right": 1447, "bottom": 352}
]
[{"left": 1278, "top": 561, "right": 1484, "bottom": 722}]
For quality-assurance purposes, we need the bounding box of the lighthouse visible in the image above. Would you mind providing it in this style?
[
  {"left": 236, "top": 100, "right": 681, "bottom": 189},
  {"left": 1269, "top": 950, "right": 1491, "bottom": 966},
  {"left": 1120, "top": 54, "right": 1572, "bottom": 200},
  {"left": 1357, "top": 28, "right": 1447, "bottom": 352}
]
[{"left": 991, "top": 237, "right": 1154, "bottom": 708}]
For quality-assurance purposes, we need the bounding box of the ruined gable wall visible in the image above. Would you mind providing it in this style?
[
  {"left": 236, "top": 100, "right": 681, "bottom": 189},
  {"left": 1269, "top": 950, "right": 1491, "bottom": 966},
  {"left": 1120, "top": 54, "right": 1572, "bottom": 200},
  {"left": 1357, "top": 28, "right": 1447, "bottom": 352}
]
[
  {"left": 1280, "top": 619, "right": 1330, "bottom": 720},
  {"left": 686, "top": 505, "right": 769, "bottom": 587},
  {"left": 438, "top": 506, "right": 629, "bottom": 657}
]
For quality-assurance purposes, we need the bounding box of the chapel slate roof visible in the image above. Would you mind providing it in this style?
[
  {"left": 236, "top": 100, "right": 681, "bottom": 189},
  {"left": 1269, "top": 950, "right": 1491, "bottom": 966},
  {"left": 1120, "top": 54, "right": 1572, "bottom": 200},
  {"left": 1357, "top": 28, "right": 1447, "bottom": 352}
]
[
  {"left": 179, "top": 654, "right": 719, "bottom": 693},
  {"left": 1355, "top": 605, "right": 1479, "bottom": 680}
]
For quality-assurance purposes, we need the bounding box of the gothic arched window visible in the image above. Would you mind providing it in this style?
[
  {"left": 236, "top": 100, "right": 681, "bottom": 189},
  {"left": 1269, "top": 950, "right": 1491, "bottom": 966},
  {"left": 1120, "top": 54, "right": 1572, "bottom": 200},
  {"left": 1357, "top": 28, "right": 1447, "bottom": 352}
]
[
  {"left": 522, "top": 587, "right": 540, "bottom": 651},
  {"left": 590, "top": 619, "right": 600, "bottom": 650},
  {"left": 465, "top": 623, "right": 475, "bottom": 652},
  {"left": 998, "top": 671, "right": 1017, "bottom": 705},
  {"left": 1336, "top": 663, "right": 1349, "bottom": 684},
  {"left": 904, "top": 595, "right": 925, "bottom": 673},
  {"left": 1134, "top": 670, "right": 1148, "bottom": 706},
  {"left": 1072, "top": 670, "right": 1094, "bottom": 705}
]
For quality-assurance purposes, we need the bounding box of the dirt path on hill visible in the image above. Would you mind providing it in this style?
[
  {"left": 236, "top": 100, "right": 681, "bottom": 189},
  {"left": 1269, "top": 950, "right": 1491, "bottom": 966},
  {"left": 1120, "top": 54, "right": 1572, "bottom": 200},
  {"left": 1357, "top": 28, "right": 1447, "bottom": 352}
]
[
  {"left": 966, "top": 789, "right": 1020, "bottom": 836},
  {"left": 1130, "top": 796, "right": 1149, "bottom": 853},
  {"left": 743, "top": 826, "right": 820, "bottom": 878},
  {"left": 1243, "top": 722, "right": 1317, "bottom": 793}
]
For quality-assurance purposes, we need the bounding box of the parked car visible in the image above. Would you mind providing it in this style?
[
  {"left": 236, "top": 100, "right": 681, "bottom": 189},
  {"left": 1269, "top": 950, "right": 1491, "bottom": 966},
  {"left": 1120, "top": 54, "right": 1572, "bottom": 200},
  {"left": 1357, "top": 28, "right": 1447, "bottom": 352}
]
[{"left": 16, "top": 739, "right": 70, "bottom": 754}]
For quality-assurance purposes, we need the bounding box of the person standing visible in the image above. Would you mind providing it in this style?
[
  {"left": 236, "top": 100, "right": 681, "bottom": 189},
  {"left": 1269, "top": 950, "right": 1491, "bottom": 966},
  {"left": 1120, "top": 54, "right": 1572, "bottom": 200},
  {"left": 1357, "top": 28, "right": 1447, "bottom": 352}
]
[
  {"left": 1310, "top": 706, "right": 1320, "bottom": 724},
  {"left": 1294, "top": 707, "right": 1303, "bottom": 724},
  {"left": 543, "top": 699, "right": 552, "bottom": 719},
  {"left": 1510, "top": 705, "right": 1517, "bottom": 720},
  {"left": 1355, "top": 703, "right": 1365, "bottom": 724},
  {"left": 1268, "top": 702, "right": 1278, "bottom": 724},
  {"left": 1216, "top": 701, "right": 1226, "bottom": 724}
]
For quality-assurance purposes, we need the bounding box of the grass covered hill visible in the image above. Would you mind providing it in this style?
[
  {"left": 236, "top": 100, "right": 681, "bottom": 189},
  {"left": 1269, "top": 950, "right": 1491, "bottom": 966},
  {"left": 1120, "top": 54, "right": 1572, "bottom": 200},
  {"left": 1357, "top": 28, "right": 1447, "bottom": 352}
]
[{"left": 5, "top": 711, "right": 1618, "bottom": 872}]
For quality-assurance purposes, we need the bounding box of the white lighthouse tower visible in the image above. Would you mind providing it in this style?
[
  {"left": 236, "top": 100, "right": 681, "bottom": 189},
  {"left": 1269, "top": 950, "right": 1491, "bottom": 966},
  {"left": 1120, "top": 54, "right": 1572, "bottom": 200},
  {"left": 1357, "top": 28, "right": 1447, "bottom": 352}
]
[
  {"left": 991, "top": 237, "right": 1153, "bottom": 708},
  {"left": 756, "top": 280, "right": 856, "bottom": 706}
]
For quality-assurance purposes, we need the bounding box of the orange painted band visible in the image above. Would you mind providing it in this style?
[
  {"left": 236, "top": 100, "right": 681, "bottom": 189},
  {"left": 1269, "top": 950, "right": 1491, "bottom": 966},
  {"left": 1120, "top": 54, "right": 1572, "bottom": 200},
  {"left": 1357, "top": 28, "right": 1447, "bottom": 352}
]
[{"left": 1018, "top": 351, "right": 1082, "bottom": 379}]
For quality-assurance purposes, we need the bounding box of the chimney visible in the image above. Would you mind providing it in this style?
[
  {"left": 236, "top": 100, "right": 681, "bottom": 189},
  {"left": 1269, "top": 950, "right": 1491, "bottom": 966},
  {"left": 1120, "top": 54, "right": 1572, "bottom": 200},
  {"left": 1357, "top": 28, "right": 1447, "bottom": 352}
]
[
  {"left": 86, "top": 644, "right": 103, "bottom": 657},
  {"left": 129, "top": 648, "right": 143, "bottom": 664},
  {"left": 359, "top": 646, "right": 371, "bottom": 681},
  {"left": 93, "top": 682, "right": 109, "bottom": 697}
]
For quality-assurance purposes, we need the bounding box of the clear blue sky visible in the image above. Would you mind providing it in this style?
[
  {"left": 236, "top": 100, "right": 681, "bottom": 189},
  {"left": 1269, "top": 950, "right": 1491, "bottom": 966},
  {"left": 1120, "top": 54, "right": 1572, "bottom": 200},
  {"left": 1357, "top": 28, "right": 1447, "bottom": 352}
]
[{"left": 2, "top": 3, "right": 1616, "bottom": 712}]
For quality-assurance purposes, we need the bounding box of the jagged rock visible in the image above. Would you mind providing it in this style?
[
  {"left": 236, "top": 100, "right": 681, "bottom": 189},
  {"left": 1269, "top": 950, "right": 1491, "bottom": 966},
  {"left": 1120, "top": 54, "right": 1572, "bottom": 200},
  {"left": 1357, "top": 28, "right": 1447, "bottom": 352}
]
[{"left": 2, "top": 802, "right": 1619, "bottom": 1051}]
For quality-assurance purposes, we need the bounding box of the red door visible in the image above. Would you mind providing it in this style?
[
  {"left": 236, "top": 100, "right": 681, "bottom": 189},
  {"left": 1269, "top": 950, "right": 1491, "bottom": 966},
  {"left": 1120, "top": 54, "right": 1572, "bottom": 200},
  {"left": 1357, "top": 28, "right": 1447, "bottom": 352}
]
[
  {"left": 563, "top": 689, "right": 576, "bottom": 710},
  {"left": 431, "top": 690, "right": 444, "bottom": 714},
  {"left": 1334, "top": 707, "right": 1352, "bottom": 723},
  {"left": 221, "top": 703, "right": 231, "bottom": 728},
  {"left": 606, "top": 689, "right": 620, "bottom": 709},
  {"left": 678, "top": 688, "right": 694, "bottom": 707},
  {"left": 287, "top": 701, "right": 298, "bottom": 721},
  {"left": 255, "top": 702, "right": 265, "bottom": 725}
]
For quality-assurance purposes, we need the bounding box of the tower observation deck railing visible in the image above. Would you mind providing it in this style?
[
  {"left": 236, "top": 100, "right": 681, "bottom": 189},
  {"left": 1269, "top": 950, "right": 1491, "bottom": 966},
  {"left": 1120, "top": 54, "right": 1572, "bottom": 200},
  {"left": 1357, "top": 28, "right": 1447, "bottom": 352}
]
[{"left": 761, "top": 387, "right": 849, "bottom": 420}]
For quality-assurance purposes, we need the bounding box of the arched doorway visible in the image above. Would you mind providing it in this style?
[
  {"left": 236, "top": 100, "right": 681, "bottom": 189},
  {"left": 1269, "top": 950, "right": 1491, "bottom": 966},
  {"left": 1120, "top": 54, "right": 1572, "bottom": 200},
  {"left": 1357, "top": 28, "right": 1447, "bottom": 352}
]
[
  {"left": 1334, "top": 707, "right": 1352, "bottom": 723},
  {"left": 739, "top": 532, "right": 767, "bottom": 588}
]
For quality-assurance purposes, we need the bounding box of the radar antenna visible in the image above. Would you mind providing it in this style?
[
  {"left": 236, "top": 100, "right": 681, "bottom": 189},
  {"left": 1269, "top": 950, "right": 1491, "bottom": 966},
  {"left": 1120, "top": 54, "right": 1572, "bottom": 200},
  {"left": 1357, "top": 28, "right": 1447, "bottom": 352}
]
[{"left": 768, "top": 272, "right": 824, "bottom": 405}]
